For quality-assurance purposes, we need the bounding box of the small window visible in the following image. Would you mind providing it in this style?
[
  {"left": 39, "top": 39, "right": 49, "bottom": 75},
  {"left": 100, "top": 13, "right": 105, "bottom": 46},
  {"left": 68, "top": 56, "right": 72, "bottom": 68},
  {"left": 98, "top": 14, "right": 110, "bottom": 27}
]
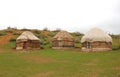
[{"left": 86, "top": 42, "right": 91, "bottom": 49}]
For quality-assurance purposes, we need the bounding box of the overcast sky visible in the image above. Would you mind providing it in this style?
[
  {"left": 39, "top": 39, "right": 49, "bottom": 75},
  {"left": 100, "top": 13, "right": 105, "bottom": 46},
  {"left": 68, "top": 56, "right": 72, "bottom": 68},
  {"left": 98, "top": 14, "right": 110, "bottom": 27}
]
[{"left": 0, "top": 0, "right": 120, "bottom": 34}]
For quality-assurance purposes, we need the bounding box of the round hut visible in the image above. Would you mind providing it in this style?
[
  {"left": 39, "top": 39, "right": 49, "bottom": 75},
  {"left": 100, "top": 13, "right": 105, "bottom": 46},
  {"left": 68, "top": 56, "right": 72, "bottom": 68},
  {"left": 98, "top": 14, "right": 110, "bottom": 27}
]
[
  {"left": 16, "top": 31, "right": 41, "bottom": 50},
  {"left": 81, "top": 27, "right": 112, "bottom": 52},
  {"left": 52, "top": 31, "right": 75, "bottom": 49}
]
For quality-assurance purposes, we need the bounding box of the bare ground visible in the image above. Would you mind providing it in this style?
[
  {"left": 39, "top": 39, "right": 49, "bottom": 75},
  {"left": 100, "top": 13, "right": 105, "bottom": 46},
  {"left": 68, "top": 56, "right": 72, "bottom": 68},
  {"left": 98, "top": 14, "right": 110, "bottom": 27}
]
[{"left": 0, "top": 33, "right": 13, "bottom": 52}]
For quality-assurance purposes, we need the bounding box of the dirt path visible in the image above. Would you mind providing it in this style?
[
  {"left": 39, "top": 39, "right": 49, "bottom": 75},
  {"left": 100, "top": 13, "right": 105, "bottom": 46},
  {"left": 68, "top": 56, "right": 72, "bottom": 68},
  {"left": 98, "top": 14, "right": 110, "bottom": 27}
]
[{"left": 0, "top": 33, "right": 13, "bottom": 52}]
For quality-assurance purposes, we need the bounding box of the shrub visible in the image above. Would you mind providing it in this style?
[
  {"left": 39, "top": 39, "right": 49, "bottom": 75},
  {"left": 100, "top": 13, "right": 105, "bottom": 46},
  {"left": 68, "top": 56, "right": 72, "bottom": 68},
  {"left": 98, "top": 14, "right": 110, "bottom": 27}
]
[
  {"left": 9, "top": 38, "right": 16, "bottom": 42},
  {"left": 13, "top": 32, "right": 21, "bottom": 35},
  {"left": 33, "top": 30, "right": 41, "bottom": 34},
  {"left": 42, "top": 41, "right": 50, "bottom": 45},
  {"left": 21, "top": 28, "right": 31, "bottom": 31},
  {"left": 0, "top": 31, "right": 7, "bottom": 36},
  {"left": 48, "top": 32, "right": 55, "bottom": 37},
  {"left": 34, "top": 34, "right": 41, "bottom": 38},
  {"left": 40, "top": 46, "right": 44, "bottom": 49},
  {"left": 75, "top": 40, "right": 80, "bottom": 43},
  {"left": 112, "top": 44, "right": 120, "bottom": 50},
  {"left": 71, "top": 32, "right": 83, "bottom": 37}
]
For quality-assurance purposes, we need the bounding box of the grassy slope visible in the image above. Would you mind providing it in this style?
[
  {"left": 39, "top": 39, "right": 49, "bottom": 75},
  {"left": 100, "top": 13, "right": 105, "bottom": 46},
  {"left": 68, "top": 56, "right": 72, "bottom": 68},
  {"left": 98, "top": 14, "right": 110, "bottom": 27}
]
[{"left": 0, "top": 42, "right": 120, "bottom": 77}]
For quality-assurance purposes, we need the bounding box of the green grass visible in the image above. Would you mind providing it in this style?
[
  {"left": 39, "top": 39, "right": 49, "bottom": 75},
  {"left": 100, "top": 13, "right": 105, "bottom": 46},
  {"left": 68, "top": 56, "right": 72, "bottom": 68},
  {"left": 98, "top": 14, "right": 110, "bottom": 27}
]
[
  {"left": 0, "top": 42, "right": 120, "bottom": 77},
  {"left": 111, "top": 35, "right": 120, "bottom": 50}
]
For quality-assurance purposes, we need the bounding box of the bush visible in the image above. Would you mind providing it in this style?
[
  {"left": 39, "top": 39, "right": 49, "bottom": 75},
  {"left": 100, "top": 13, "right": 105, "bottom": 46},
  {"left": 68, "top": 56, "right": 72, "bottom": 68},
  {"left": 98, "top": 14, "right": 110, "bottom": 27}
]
[
  {"left": 13, "top": 32, "right": 21, "bottom": 35},
  {"left": 112, "top": 45, "right": 120, "bottom": 50},
  {"left": 41, "top": 41, "right": 50, "bottom": 45},
  {"left": 48, "top": 32, "right": 55, "bottom": 37},
  {"left": 34, "top": 34, "right": 41, "bottom": 38},
  {"left": 9, "top": 38, "right": 16, "bottom": 42},
  {"left": 21, "top": 28, "right": 31, "bottom": 31},
  {"left": 0, "top": 31, "right": 7, "bottom": 36},
  {"left": 72, "top": 32, "right": 84, "bottom": 36},
  {"left": 75, "top": 40, "right": 80, "bottom": 43},
  {"left": 33, "top": 30, "right": 41, "bottom": 34},
  {"left": 40, "top": 46, "right": 44, "bottom": 49}
]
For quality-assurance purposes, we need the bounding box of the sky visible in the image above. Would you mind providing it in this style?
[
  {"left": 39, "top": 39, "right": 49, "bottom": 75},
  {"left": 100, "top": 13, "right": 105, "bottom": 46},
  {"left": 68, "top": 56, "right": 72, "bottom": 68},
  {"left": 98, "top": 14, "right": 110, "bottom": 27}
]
[{"left": 0, "top": 0, "right": 120, "bottom": 34}]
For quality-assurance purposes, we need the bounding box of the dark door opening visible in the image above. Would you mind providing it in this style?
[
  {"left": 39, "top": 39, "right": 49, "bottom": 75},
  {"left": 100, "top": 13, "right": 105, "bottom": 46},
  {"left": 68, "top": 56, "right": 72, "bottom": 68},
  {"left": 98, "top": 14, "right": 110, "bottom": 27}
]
[
  {"left": 86, "top": 42, "right": 91, "bottom": 49},
  {"left": 23, "top": 42, "right": 27, "bottom": 49}
]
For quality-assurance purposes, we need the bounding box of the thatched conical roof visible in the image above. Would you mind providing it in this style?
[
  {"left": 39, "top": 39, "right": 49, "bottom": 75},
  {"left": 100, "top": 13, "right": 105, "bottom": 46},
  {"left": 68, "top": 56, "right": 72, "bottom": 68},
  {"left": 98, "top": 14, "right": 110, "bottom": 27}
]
[
  {"left": 81, "top": 27, "right": 112, "bottom": 43},
  {"left": 17, "top": 31, "right": 40, "bottom": 41},
  {"left": 53, "top": 31, "right": 74, "bottom": 41}
]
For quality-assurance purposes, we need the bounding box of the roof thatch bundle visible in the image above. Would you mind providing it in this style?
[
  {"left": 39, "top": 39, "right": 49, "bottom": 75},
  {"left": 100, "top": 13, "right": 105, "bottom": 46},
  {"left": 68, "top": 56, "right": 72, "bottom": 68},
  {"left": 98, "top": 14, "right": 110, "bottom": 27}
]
[
  {"left": 16, "top": 31, "right": 41, "bottom": 50},
  {"left": 52, "top": 31, "right": 75, "bottom": 49},
  {"left": 81, "top": 27, "right": 112, "bottom": 52}
]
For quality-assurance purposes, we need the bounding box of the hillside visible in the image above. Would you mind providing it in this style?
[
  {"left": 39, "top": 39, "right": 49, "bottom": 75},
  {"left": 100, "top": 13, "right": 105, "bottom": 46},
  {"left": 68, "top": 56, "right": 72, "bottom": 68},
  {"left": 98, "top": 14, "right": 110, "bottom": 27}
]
[
  {"left": 0, "top": 28, "right": 119, "bottom": 50},
  {"left": 0, "top": 28, "right": 83, "bottom": 49}
]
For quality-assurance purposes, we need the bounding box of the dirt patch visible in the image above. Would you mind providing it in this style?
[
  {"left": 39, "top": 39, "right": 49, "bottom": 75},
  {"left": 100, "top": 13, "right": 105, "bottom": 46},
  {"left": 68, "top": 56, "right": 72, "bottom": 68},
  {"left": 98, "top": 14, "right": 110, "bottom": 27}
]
[
  {"left": 0, "top": 33, "right": 13, "bottom": 52},
  {"left": 113, "top": 66, "right": 120, "bottom": 70},
  {"left": 0, "top": 33, "right": 13, "bottom": 45},
  {"left": 22, "top": 56, "right": 57, "bottom": 63},
  {"left": 31, "top": 71, "right": 54, "bottom": 77}
]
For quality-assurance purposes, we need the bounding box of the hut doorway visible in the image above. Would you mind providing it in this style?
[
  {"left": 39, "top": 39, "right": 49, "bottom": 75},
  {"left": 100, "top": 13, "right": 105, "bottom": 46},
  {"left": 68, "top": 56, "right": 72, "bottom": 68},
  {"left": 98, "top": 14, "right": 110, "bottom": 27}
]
[
  {"left": 58, "top": 40, "right": 63, "bottom": 47},
  {"left": 86, "top": 42, "right": 91, "bottom": 49},
  {"left": 23, "top": 42, "right": 27, "bottom": 49}
]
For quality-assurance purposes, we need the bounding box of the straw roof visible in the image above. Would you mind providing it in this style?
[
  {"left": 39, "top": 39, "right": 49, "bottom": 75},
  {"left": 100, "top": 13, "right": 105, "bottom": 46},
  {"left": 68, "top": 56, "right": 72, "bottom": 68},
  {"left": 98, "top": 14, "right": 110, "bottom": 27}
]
[
  {"left": 53, "top": 31, "right": 74, "bottom": 40},
  {"left": 17, "top": 31, "right": 40, "bottom": 41},
  {"left": 81, "top": 27, "right": 112, "bottom": 43}
]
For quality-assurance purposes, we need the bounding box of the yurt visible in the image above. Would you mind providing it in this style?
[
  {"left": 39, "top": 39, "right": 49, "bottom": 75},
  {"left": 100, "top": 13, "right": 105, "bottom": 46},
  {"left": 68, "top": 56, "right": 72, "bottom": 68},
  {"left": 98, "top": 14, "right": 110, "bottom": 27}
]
[
  {"left": 52, "top": 31, "right": 75, "bottom": 49},
  {"left": 16, "top": 31, "right": 41, "bottom": 50},
  {"left": 81, "top": 27, "right": 112, "bottom": 52}
]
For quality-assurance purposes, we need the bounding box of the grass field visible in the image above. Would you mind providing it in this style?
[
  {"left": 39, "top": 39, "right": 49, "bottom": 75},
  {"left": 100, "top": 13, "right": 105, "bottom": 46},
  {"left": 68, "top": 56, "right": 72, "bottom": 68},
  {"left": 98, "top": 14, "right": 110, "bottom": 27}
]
[
  {"left": 0, "top": 42, "right": 120, "bottom": 77},
  {"left": 0, "top": 31, "right": 120, "bottom": 77}
]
